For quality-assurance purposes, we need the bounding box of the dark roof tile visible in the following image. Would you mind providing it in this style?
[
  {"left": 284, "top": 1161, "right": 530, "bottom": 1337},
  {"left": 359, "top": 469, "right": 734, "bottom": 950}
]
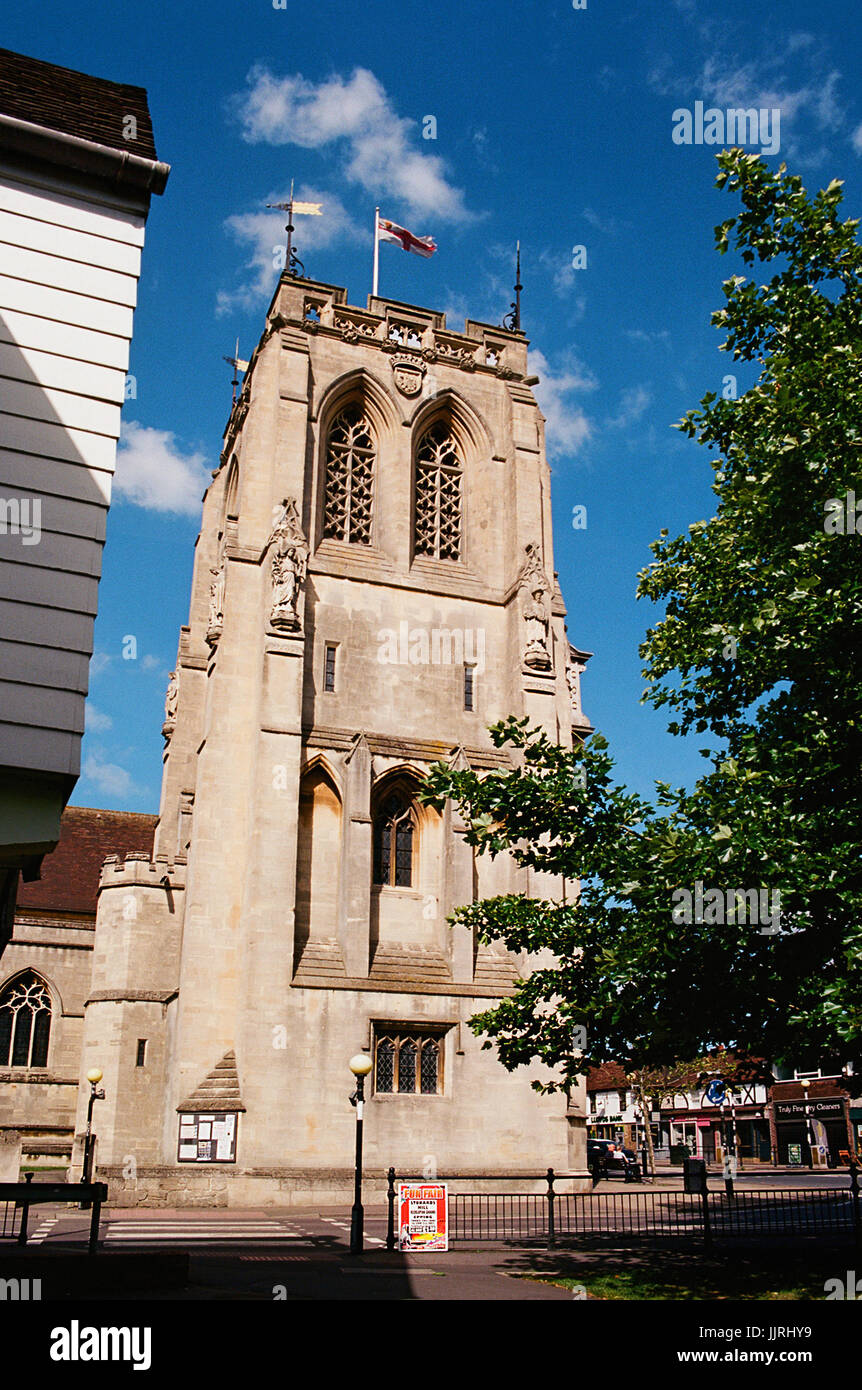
[
  {"left": 0, "top": 47, "right": 158, "bottom": 160},
  {"left": 16, "top": 805, "right": 157, "bottom": 915}
]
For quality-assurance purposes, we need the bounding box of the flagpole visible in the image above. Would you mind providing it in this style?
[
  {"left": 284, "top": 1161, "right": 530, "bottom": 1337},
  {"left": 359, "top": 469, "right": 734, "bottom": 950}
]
[{"left": 372, "top": 206, "right": 380, "bottom": 298}]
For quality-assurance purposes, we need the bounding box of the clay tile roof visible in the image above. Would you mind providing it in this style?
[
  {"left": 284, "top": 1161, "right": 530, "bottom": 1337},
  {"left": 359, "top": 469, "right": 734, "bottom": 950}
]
[
  {"left": 16, "top": 806, "right": 157, "bottom": 915},
  {"left": 586, "top": 1062, "right": 630, "bottom": 1092},
  {"left": 0, "top": 47, "right": 158, "bottom": 160}
]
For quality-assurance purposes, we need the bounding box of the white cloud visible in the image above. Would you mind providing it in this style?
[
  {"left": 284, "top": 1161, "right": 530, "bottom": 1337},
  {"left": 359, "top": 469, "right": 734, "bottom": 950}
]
[
  {"left": 582, "top": 207, "right": 624, "bottom": 237},
  {"left": 216, "top": 186, "right": 362, "bottom": 316},
  {"left": 230, "top": 67, "right": 470, "bottom": 222},
  {"left": 141, "top": 654, "right": 165, "bottom": 673},
  {"left": 115, "top": 421, "right": 210, "bottom": 516},
  {"left": 852, "top": 124, "right": 862, "bottom": 154},
  {"left": 89, "top": 651, "right": 111, "bottom": 677},
  {"left": 529, "top": 348, "right": 596, "bottom": 460},
  {"left": 606, "top": 385, "right": 652, "bottom": 430},
  {"left": 649, "top": 35, "right": 849, "bottom": 164},
  {"left": 82, "top": 753, "right": 135, "bottom": 799},
  {"left": 625, "top": 328, "right": 671, "bottom": 347},
  {"left": 84, "top": 704, "right": 112, "bottom": 733}
]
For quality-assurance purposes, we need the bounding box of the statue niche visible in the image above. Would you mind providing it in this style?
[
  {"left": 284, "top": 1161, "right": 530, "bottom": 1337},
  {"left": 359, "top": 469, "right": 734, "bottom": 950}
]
[
  {"left": 267, "top": 498, "right": 308, "bottom": 632},
  {"left": 519, "top": 543, "right": 552, "bottom": 670}
]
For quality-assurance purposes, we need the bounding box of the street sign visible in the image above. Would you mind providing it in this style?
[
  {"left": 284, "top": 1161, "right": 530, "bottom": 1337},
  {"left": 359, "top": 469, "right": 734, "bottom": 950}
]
[
  {"left": 398, "top": 1182, "right": 448, "bottom": 1251},
  {"left": 706, "top": 1079, "right": 726, "bottom": 1104}
]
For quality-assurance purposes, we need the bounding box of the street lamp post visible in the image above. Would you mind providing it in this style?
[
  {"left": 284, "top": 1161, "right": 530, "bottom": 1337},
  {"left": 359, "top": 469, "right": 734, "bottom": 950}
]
[
  {"left": 80, "top": 1067, "right": 105, "bottom": 1209},
  {"left": 801, "top": 1079, "right": 814, "bottom": 1170},
  {"left": 348, "top": 1053, "right": 373, "bottom": 1255}
]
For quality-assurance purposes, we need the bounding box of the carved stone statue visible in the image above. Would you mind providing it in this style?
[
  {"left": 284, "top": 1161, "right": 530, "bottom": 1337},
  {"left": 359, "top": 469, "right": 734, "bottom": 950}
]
[
  {"left": 164, "top": 670, "right": 178, "bottom": 722},
  {"left": 565, "top": 643, "right": 582, "bottom": 712},
  {"left": 207, "top": 558, "right": 225, "bottom": 642},
  {"left": 523, "top": 586, "right": 551, "bottom": 669},
  {"left": 519, "top": 543, "right": 552, "bottom": 669},
  {"left": 163, "top": 670, "right": 179, "bottom": 740},
  {"left": 267, "top": 497, "right": 308, "bottom": 631}
]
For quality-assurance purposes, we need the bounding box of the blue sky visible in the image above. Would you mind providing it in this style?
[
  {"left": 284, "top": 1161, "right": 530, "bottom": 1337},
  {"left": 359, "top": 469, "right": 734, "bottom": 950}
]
[{"left": 6, "top": 0, "right": 861, "bottom": 812}]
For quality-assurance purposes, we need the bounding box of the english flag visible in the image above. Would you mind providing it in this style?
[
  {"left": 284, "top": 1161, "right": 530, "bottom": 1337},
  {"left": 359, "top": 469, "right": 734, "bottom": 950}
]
[{"left": 377, "top": 216, "right": 437, "bottom": 258}]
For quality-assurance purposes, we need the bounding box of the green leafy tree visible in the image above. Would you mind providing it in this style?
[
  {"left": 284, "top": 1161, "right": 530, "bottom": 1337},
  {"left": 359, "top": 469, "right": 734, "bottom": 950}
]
[{"left": 421, "top": 151, "right": 862, "bottom": 1090}]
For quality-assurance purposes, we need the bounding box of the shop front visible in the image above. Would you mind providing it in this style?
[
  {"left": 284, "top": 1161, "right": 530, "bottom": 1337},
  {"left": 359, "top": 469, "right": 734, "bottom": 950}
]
[{"left": 771, "top": 1094, "right": 851, "bottom": 1166}]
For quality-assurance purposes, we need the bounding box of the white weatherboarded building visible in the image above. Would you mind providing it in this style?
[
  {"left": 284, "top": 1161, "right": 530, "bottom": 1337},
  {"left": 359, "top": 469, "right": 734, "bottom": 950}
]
[{"left": 0, "top": 46, "right": 169, "bottom": 943}]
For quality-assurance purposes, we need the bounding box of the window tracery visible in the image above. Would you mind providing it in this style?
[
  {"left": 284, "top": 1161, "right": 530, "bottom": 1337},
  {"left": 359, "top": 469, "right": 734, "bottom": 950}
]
[
  {"left": 323, "top": 404, "right": 375, "bottom": 544},
  {"left": 414, "top": 420, "right": 462, "bottom": 561}
]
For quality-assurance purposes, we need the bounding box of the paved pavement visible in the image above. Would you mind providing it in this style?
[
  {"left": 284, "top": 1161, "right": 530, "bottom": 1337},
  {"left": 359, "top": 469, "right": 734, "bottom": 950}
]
[
  {"left": 5, "top": 1187, "right": 860, "bottom": 1300},
  {"left": 3, "top": 1204, "right": 574, "bottom": 1300},
  {"left": 23, "top": 1204, "right": 395, "bottom": 1252}
]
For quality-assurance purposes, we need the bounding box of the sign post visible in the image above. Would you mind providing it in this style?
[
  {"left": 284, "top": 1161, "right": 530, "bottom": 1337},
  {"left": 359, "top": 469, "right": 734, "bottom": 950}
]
[{"left": 397, "top": 1181, "right": 448, "bottom": 1251}]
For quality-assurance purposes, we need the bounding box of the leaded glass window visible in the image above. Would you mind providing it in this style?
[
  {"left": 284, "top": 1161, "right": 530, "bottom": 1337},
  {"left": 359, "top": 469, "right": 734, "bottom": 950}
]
[
  {"left": 375, "top": 1037, "right": 395, "bottom": 1093},
  {"left": 373, "top": 1029, "right": 444, "bottom": 1095},
  {"left": 414, "top": 421, "right": 462, "bottom": 561},
  {"left": 420, "top": 1039, "right": 439, "bottom": 1094},
  {"left": 323, "top": 405, "right": 375, "bottom": 544},
  {"left": 0, "top": 972, "right": 51, "bottom": 1068},
  {"left": 398, "top": 1039, "right": 417, "bottom": 1093},
  {"left": 373, "top": 792, "right": 414, "bottom": 887}
]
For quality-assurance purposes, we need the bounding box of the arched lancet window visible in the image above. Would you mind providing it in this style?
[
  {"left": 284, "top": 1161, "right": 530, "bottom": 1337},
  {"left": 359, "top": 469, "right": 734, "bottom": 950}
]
[
  {"left": 323, "top": 404, "right": 375, "bottom": 544},
  {"left": 398, "top": 1038, "right": 417, "bottom": 1093},
  {"left": 223, "top": 455, "right": 239, "bottom": 520},
  {"left": 0, "top": 972, "right": 51, "bottom": 1068},
  {"left": 373, "top": 790, "right": 415, "bottom": 888},
  {"left": 414, "top": 419, "right": 462, "bottom": 561}
]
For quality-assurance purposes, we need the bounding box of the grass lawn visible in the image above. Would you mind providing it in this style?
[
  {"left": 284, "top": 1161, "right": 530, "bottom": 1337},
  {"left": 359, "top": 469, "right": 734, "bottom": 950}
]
[{"left": 516, "top": 1249, "right": 847, "bottom": 1300}]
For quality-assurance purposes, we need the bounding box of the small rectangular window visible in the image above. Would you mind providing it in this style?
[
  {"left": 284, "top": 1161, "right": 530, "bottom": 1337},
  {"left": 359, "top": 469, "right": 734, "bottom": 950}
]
[
  {"left": 136, "top": 1039, "right": 147, "bottom": 1067},
  {"left": 464, "top": 664, "right": 476, "bottom": 711},
  {"left": 324, "top": 643, "right": 337, "bottom": 692}
]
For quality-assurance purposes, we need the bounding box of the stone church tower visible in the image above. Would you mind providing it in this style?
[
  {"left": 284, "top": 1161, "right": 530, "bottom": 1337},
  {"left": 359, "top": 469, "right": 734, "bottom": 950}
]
[{"left": 77, "top": 272, "right": 593, "bottom": 1205}]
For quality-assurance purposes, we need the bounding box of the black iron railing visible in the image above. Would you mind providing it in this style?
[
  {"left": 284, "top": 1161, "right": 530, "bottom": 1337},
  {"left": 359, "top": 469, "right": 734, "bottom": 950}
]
[
  {"left": 385, "top": 1165, "right": 862, "bottom": 1250},
  {"left": 0, "top": 1176, "right": 107, "bottom": 1253}
]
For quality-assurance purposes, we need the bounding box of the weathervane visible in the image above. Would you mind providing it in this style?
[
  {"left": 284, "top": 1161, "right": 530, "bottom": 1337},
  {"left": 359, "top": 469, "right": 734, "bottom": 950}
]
[
  {"left": 222, "top": 338, "right": 249, "bottom": 408},
  {"left": 502, "top": 240, "right": 522, "bottom": 332},
  {"left": 266, "top": 180, "right": 322, "bottom": 280}
]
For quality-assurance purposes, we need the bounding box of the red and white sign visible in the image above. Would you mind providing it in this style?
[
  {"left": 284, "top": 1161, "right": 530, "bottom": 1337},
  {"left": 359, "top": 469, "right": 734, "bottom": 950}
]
[{"left": 398, "top": 1182, "right": 448, "bottom": 1251}]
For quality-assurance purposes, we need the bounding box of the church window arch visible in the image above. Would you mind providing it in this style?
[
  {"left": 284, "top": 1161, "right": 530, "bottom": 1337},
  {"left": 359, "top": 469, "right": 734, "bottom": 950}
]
[
  {"left": 0, "top": 971, "right": 52, "bottom": 1068},
  {"left": 323, "top": 403, "right": 375, "bottom": 544},
  {"left": 223, "top": 455, "right": 239, "bottom": 520},
  {"left": 413, "top": 418, "right": 462, "bottom": 561},
  {"left": 372, "top": 787, "right": 417, "bottom": 888}
]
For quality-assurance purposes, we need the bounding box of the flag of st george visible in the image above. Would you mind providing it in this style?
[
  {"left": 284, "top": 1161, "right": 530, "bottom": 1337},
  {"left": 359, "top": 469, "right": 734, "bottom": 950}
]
[{"left": 377, "top": 217, "right": 437, "bottom": 258}]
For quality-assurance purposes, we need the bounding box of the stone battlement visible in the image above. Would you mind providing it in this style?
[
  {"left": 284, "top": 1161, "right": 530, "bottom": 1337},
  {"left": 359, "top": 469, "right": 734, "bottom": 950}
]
[
  {"left": 221, "top": 273, "right": 533, "bottom": 457},
  {"left": 99, "top": 853, "right": 186, "bottom": 890}
]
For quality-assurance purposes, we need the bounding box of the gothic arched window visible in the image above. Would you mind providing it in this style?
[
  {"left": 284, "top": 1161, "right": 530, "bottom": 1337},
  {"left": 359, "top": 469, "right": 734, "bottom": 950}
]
[
  {"left": 414, "top": 420, "right": 462, "bottom": 561},
  {"left": 0, "top": 972, "right": 51, "bottom": 1068},
  {"left": 323, "top": 404, "right": 375, "bottom": 544},
  {"left": 373, "top": 1028, "right": 443, "bottom": 1095},
  {"left": 373, "top": 791, "right": 415, "bottom": 888}
]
